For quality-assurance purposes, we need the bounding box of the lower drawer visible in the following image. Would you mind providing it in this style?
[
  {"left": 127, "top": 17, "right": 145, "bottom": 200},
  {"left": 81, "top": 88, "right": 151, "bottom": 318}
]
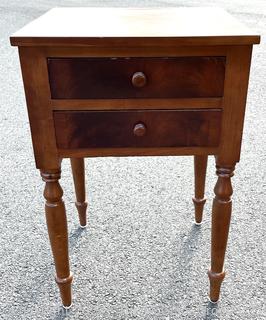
[{"left": 53, "top": 110, "right": 222, "bottom": 149}]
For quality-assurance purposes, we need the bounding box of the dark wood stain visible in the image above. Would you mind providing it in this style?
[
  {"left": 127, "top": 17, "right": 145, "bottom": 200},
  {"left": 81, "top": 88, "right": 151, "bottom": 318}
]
[
  {"left": 48, "top": 57, "right": 225, "bottom": 99},
  {"left": 53, "top": 109, "right": 222, "bottom": 149}
]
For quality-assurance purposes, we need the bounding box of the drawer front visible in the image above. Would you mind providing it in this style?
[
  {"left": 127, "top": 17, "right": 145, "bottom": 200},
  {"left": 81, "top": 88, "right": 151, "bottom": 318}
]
[
  {"left": 53, "top": 110, "right": 222, "bottom": 149},
  {"left": 48, "top": 57, "right": 225, "bottom": 99}
]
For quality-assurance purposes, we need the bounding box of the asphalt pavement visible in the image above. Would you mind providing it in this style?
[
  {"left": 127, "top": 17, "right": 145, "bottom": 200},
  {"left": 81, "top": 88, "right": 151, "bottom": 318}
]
[{"left": 0, "top": 0, "right": 265, "bottom": 319}]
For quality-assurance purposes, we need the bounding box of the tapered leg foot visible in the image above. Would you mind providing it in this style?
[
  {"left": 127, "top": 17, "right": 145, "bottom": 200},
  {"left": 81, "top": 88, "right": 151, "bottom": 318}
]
[
  {"left": 207, "top": 270, "right": 226, "bottom": 302},
  {"left": 41, "top": 170, "right": 73, "bottom": 307},
  {"left": 193, "top": 155, "right": 208, "bottom": 224},
  {"left": 208, "top": 164, "right": 235, "bottom": 302},
  {"left": 70, "top": 158, "right": 88, "bottom": 227},
  {"left": 192, "top": 198, "right": 206, "bottom": 225},
  {"left": 75, "top": 202, "right": 88, "bottom": 228},
  {"left": 56, "top": 273, "right": 73, "bottom": 308}
]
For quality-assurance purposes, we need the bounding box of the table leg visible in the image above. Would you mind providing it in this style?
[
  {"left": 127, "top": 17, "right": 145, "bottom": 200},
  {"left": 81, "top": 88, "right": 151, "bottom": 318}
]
[
  {"left": 208, "top": 164, "right": 235, "bottom": 303},
  {"left": 41, "top": 170, "right": 73, "bottom": 308},
  {"left": 193, "top": 155, "right": 208, "bottom": 224},
  {"left": 70, "top": 158, "right": 88, "bottom": 227}
]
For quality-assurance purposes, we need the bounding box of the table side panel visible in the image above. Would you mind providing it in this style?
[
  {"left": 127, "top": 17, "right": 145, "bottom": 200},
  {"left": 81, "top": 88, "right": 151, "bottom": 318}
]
[
  {"left": 18, "top": 47, "right": 60, "bottom": 169},
  {"left": 217, "top": 45, "right": 253, "bottom": 164}
]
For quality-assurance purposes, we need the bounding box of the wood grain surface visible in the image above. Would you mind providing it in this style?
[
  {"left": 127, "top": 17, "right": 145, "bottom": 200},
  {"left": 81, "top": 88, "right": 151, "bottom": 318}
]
[
  {"left": 48, "top": 57, "right": 225, "bottom": 99},
  {"left": 10, "top": 7, "right": 260, "bottom": 46},
  {"left": 53, "top": 109, "right": 222, "bottom": 149}
]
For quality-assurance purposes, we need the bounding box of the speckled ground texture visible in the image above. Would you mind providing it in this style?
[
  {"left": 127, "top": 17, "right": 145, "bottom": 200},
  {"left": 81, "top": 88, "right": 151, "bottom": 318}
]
[{"left": 0, "top": 0, "right": 265, "bottom": 319}]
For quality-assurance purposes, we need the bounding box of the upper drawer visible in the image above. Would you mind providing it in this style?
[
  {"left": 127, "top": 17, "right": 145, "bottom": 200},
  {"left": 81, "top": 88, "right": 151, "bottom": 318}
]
[{"left": 48, "top": 57, "right": 225, "bottom": 99}]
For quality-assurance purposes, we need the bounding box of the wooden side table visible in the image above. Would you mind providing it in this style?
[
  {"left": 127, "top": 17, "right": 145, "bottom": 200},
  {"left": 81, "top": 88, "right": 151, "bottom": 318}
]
[{"left": 10, "top": 7, "right": 260, "bottom": 308}]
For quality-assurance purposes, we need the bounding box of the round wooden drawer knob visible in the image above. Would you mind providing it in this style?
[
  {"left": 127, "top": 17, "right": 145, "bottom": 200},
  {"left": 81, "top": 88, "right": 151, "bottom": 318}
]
[
  {"left": 132, "top": 72, "right": 147, "bottom": 88},
  {"left": 133, "top": 123, "right": 146, "bottom": 137}
]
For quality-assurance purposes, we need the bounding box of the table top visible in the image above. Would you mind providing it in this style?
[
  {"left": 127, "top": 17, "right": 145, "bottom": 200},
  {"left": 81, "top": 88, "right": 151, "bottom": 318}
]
[{"left": 10, "top": 7, "right": 260, "bottom": 47}]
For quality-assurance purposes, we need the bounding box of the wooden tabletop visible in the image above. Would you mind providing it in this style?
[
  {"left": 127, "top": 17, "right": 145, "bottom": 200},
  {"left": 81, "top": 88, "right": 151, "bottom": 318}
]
[{"left": 10, "top": 7, "right": 260, "bottom": 46}]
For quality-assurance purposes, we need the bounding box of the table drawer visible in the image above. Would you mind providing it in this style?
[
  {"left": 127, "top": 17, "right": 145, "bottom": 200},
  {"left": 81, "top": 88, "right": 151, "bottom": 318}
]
[
  {"left": 48, "top": 57, "right": 225, "bottom": 99},
  {"left": 53, "top": 110, "right": 222, "bottom": 149}
]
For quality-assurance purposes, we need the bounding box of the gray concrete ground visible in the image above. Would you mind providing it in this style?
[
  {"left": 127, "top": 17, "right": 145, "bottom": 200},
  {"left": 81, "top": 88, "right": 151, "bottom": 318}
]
[{"left": 0, "top": 0, "right": 265, "bottom": 319}]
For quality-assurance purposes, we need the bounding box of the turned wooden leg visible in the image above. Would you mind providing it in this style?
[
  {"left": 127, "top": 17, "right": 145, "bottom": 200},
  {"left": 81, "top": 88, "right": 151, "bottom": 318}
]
[
  {"left": 70, "top": 158, "right": 88, "bottom": 227},
  {"left": 41, "top": 170, "right": 73, "bottom": 308},
  {"left": 193, "top": 155, "right": 208, "bottom": 224},
  {"left": 208, "top": 164, "right": 235, "bottom": 303}
]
